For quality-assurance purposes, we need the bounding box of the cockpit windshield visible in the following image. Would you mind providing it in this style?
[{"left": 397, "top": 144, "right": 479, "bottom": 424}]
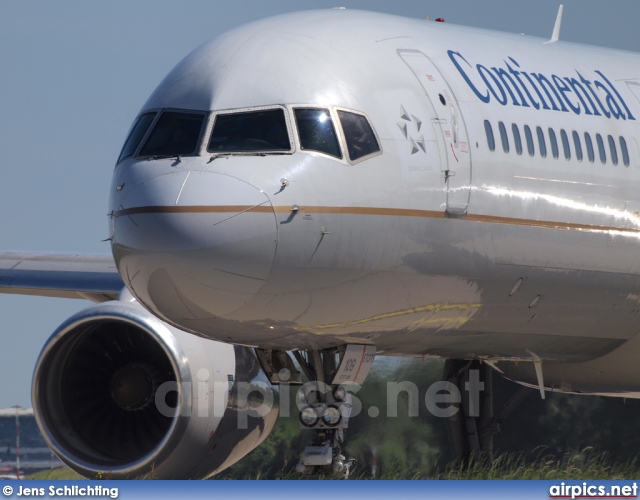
[
  {"left": 118, "top": 112, "right": 156, "bottom": 163},
  {"left": 294, "top": 108, "right": 341, "bottom": 158},
  {"left": 208, "top": 109, "right": 291, "bottom": 153},
  {"left": 119, "top": 106, "right": 380, "bottom": 164},
  {"left": 139, "top": 111, "right": 205, "bottom": 157},
  {"left": 337, "top": 110, "right": 380, "bottom": 161}
]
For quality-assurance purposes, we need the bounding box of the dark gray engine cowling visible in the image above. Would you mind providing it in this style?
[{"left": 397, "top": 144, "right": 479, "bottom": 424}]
[{"left": 32, "top": 293, "right": 278, "bottom": 479}]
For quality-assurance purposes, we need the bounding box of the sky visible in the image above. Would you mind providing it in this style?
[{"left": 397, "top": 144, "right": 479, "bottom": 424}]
[{"left": 0, "top": 0, "right": 638, "bottom": 408}]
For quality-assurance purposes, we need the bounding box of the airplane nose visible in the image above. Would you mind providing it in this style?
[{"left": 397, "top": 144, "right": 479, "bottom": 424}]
[{"left": 111, "top": 171, "right": 277, "bottom": 325}]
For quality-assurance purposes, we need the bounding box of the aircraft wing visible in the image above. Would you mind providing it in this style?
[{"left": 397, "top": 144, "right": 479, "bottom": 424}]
[{"left": 0, "top": 252, "right": 123, "bottom": 303}]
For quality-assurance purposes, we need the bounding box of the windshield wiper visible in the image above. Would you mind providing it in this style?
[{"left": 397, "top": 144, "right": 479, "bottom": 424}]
[
  {"left": 208, "top": 154, "right": 230, "bottom": 163},
  {"left": 208, "top": 152, "right": 290, "bottom": 162},
  {"left": 143, "top": 154, "right": 182, "bottom": 163}
]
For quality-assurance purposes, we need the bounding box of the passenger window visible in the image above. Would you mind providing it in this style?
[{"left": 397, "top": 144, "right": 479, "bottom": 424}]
[
  {"left": 548, "top": 128, "right": 559, "bottom": 159},
  {"left": 584, "top": 132, "right": 595, "bottom": 163},
  {"left": 620, "top": 136, "right": 630, "bottom": 167},
  {"left": 484, "top": 120, "right": 495, "bottom": 151},
  {"left": 208, "top": 109, "right": 291, "bottom": 153},
  {"left": 140, "top": 111, "right": 204, "bottom": 156},
  {"left": 560, "top": 129, "right": 571, "bottom": 160},
  {"left": 499, "top": 122, "right": 509, "bottom": 153},
  {"left": 596, "top": 133, "right": 606, "bottom": 164},
  {"left": 118, "top": 112, "right": 156, "bottom": 162},
  {"left": 295, "top": 109, "right": 341, "bottom": 158},
  {"left": 536, "top": 126, "right": 547, "bottom": 158},
  {"left": 337, "top": 110, "right": 380, "bottom": 162},
  {"left": 512, "top": 124, "right": 522, "bottom": 155},
  {"left": 524, "top": 125, "right": 534, "bottom": 156},
  {"left": 608, "top": 135, "right": 618, "bottom": 165},
  {"left": 572, "top": 131, "right": 583, "bottom": 161}
]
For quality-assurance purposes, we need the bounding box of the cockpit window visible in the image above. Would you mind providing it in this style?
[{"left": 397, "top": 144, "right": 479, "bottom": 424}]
[
  {"left": 294, "top": 108, "right": 341, "bottom": 158},
  {"left": 139, "top": 111, "right": 204, "bottom": 157},
  {"left": 117, "top": 112, "right": 156, "bottom": 163},
  {"left": 337, "top": 110, "right": 380, "bottom": 162},
  {"left": 208, "top": 109, "right": 291, "bottom": 153}
]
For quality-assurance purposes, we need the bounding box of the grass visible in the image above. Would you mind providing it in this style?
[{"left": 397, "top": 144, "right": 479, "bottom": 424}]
[
  {"left": 25, "top": 467, "right": 84, "bottom": 480},
  {"left": 22, "top": 448, "right": 640, "bottom": 480},
  {"left": 341, "top": 449, "right": 640, "bottom": 480},
  {"left": 218, "top": 448, "right": 640, "bottom": 480},
  {"left": 433, "top": 448, "right": 640, "bottom": 480},
  {"left": 25, "top": 467, "right": 154, "bottom": 480}
]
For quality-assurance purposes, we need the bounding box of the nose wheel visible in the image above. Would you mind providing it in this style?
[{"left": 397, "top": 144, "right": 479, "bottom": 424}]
[{"left": 256, "top": 345, "right": 375, "bottom": 478}]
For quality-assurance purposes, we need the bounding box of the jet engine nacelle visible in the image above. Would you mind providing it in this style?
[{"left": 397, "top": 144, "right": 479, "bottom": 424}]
[{"left": 32, "top": 292, "right": 278, "bottom": 479}]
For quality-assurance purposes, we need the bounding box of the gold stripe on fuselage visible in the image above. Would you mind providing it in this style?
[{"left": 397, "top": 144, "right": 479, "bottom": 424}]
[{"left": 115, "top": 205, "right": 640, "bottom": 234}]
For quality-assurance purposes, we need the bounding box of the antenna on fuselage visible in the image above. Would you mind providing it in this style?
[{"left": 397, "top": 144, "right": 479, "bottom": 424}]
[{"left": 545, "top": 4, "right": 564, "bottom": 44}]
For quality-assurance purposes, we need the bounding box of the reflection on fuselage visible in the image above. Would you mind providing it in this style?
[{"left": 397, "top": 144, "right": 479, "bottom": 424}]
[{"left": 110, "top": 10, "right": 640, "bottom": 397}]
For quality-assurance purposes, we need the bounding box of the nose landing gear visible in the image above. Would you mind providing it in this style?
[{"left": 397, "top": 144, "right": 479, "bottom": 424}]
[
  {"left": 292, "top": 347, "right": 373, "bottom": 477},
  {"left": 256, "top": 345, "right": 375, "bottom": 478}
]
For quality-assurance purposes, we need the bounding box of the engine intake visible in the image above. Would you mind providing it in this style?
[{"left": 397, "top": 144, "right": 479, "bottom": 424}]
[{"left": 32, "top": 295, "right": 278, "bottom": 479}]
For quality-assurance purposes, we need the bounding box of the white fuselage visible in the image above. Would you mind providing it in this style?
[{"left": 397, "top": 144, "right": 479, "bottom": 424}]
[{"left": 109, "top": 10, "right": 640, "bottom": 396}]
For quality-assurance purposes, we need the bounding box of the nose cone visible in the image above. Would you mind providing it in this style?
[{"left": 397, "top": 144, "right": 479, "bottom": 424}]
[{"left": 112, "top": 171, "right": 277, "bottom": 324}]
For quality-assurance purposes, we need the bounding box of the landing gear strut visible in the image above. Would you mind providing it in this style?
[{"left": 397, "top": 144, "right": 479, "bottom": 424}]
[
  {"left": 292, "top": 348, "right": 356, "bottom": 477},
  {"left": 442, "top": 359, "right": 531, "bottom": 463}
]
